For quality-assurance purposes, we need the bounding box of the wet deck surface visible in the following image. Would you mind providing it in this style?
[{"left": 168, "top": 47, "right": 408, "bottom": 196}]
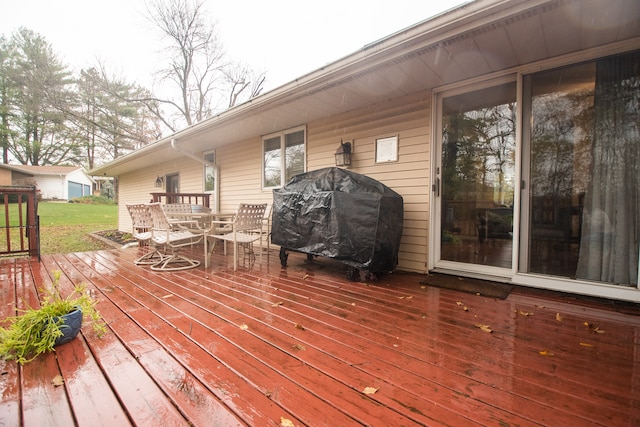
[{"left": 1, "top": 245, "right": 639, "bottom": 426}]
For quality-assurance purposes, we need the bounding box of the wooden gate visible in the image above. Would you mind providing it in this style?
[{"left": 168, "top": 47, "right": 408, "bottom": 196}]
[{"left": 0, "top": 186, "right": 40, "bottom": 259}]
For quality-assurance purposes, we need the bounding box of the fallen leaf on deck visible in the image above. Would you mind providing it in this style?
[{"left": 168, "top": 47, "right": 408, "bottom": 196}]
[
  {"left": 292, "top": 343, "right": 306, "bottom": 351},
  {"left": 363, "top": 386, "right": 379, "bottom": 395},
  {"left": 474, "top": 324, "right": 492, "bottom": 333},
  {"left": 556, "top": 313, "right": 563, "bottom": 322},
  {"left": 51, "top": 375, "right": 64, "bottom": 387},
  {"left": 518, "top": 310, "right": 533, "bottom": 316},
  {"left": 579, "top": 342, "right": 594, "bottom": 347},
  {"left": 295, "top": 323, "right": 305, "bottom": 331},
  {"left": 302, "top": 274, "right": 309, "bottom": 280},
  {"left": 456, "top": 301, "right": 468, "bottom": 310},
  {"left": 239, "top": 323, "right": 249, "bottom": 331},
  {"left": 272, "top": 301, "right": 284, "bottom": 307},
  {"left": 584, "top": 322, "right": 605, "bottom": 333},
  {"left": 280, "top": 417, "right": 295, "bottom": 427},
  {"left": 539, "top": 350, "right": 554, "bottom": 356}
]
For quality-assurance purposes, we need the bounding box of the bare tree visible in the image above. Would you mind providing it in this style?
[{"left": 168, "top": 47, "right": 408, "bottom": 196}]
[
  {"left": 224, "top": 62, "right": 265, "bottom": 108},
  {"left": 145, "top": 0, "right": 265, "bottom": 133},
  {"left": 146, "top": 0, "right": 224, "bottom": 130}
]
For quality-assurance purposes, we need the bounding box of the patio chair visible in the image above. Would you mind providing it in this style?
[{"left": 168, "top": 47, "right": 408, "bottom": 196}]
[
  {"left": 126, "top": 203, "right": 165, "bottom": 266},
  {"left": 213, "top": 203, "right": 267, "bottom": 271},
  {"left": 146, "top": 203, "right": 204, "bottom": 271}
]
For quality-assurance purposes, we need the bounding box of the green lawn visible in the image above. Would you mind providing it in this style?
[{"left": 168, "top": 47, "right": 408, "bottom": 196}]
[{"left": 37, "top": 202, "right": 118, "bottom": 254}]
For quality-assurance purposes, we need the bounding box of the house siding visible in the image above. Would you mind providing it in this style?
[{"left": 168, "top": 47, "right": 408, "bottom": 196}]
[
  {"left": 117, "top": 91, "right": 432, "bottom": 273},
  {"left": 118, "top": 156, "right": 203, "bottom": 233},
  {"left": 305, "top": 90, "right": 432, "bottom": 273}
]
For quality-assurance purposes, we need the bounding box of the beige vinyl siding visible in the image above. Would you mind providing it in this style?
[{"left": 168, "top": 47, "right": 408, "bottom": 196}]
[
  {"left": 216, "top": 139, "right": 273, "bottom": 214},
  {"left": 117, "top": 156, "right": 203, "bottom": 233},
  {"left": 306, "top": 90, "right": 432, "bottom": 273},
  {"left": 118, "top": 90, "right": 432, "bottom": 273},
  {"left": 211, "top": 90, "right": 432, "bottom": 273}
]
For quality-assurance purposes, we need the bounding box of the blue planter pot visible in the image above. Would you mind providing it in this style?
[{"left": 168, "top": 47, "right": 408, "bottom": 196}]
[{"left": 53, "top": 307, "right": 83, "bottom": 346}]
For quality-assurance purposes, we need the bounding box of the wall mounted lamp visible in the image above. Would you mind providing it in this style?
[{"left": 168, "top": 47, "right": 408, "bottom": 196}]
[
  {"left": 155, "top": 175, "right": 165, "bottom": 188},
  {"left": 335, "top": 140, "right": 352, "bottom": 167}
]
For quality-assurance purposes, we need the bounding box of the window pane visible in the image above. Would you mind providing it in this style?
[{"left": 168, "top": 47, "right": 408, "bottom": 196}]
[
  {"left": 527, "top": 53, "right": 640, "bottom": 286},
  {"left": 440, "top": 82, "right": 516, "bottom": 269},
  {"left": 285, "top": 130, "right": 305, "bottom": 183},
  {"left": 264, "top": 136, "right": 282, "bottom": 187},
  {"left": 527, "top": 63, "right": 594, "bottom": 277},
  {"left": 205, "top": 165, "right": 215, "bottom": 192},
  {"left": 204, "top": 152, "right": 215, "bottom": 192}
]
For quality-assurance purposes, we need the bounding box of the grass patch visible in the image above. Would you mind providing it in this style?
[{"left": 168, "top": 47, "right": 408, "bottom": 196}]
[
  {"left": 38, "top": 202, "right": 118, "bottom": 254},
  {"left": 0, "top": 201, "right": 119, "bottom": 254}
]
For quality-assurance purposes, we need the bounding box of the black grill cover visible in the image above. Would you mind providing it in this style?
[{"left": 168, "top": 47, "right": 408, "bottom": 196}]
[{"left": 272, "top": 167, "right": 403, "bottom": 271}]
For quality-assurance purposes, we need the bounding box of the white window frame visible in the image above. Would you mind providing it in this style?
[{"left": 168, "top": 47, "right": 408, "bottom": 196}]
[
  {"left": 262, "top": 125, "right": 306, "bottom": 189},
  {"left": 203, "top": 150, "right": 219, "bottom": 212}
]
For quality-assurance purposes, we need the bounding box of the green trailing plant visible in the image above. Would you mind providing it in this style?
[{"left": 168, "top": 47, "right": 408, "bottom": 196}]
[{"left": 0, "top": 270, "right": 107, "bottom": 364}]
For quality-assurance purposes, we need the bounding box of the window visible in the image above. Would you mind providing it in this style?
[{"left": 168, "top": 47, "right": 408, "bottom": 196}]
[
  {"left": 263, "top": 127, "right": 306, "bottom": 188},
  {"left": 203, "top": 151, "right": 216, "bottom": 192},
  {"left": 203, "top": 150, "right": 218, "bottom": 212}
]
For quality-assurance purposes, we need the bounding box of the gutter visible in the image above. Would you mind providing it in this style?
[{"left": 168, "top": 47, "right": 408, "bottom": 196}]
[{"left": 170, "top": 138, "right": 214, "bottom": 166}]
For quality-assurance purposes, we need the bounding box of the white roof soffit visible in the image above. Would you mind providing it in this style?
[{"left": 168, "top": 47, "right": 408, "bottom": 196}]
[{"left": 91, "top": 0, "right": 640, "bottom": 177}]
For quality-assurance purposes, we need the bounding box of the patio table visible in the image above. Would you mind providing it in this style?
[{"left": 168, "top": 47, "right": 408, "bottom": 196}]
[{"left": 169, "top": 212, "right": 235, "bottom": 268}]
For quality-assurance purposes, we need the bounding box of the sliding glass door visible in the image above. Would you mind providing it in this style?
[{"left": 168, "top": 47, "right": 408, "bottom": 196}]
[
  {"left": 434, "top": 51, "right": 639, "bottom": 288},
  {"left": 522, "top": 52, "right": 639, "bottom": 286},
  {"left": 436, "top": 80, "right": 517, "bottom": 273}
]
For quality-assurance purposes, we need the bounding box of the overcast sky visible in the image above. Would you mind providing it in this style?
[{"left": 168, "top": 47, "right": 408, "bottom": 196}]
[{"left": 1, "top": 0, "right": 468, "bottom": 92}]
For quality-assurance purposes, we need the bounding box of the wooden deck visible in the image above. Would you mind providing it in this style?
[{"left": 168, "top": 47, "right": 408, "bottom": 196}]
[{"left": 1, "top": 244, "right": 639, "bottom": 426}]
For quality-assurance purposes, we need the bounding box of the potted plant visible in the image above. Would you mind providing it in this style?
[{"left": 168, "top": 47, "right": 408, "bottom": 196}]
[{"left": 0, "top": 270, "right": 106, "bottom": 364}]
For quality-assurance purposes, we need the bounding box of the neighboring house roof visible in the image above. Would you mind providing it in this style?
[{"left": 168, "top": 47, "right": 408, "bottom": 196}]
[
  {"left": 1, "top": 164, "right": 80, "bottom": 175},
  {"left": 90, "top": 0, "right": 640, "bottom": 177},
  {"left": 0, "top": 164, "right": 96, "bottom": 183}
]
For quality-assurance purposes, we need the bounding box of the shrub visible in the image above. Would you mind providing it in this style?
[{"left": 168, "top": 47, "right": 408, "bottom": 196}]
[{"left": 69, "top": 195, "right": 116, "bottom": 205}]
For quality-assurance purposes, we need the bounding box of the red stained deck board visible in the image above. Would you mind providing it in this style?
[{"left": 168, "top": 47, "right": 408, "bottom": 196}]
[
  {"left": 69, "top": 251, "right": 299, "bottom": 427},
  {"left": 102, "top": 250, "right": 520, "bottom": 426},
  {"left": 233, "top": 265, "right": 640, "bottom": 425},
  {"left": 174, "top": 271, "right": 488, "bottom": 426},
  {"left": 109, "top": 250, "right": 467, "bottom": 425},
  {"left": 13, "top": 260, "right": 75, "bottom": 427},
  {"left": 33, "top": 257, "right": 133, "bottom": 427},
  {"left": 2, "top": 247, "right": 640, "bottom": 427},
  {"left": 139, "top": 247, "right": 640, "bottom": 425},
  {"left": 0, "top": 259, "right": 23, "bottom": 427},
  {"left": 120, "top": 275, "right": 421, "bottom": 427},
  {"left": 184, "top": 271, "right": 549, "bottom": 426},
  {"left": 184, "top": 269, "right": 551, "bottom": 424},
  {"left": 37, "top": 255, "right": 190, "bottom": 427},
  {"left": 51, "top": 253, "right": 247, "bottom": 427},
  {"left": 81, "top": 251, "right": 364, "bottom": 427}
]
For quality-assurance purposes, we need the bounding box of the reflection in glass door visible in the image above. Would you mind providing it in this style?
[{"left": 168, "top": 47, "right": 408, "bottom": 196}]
[
  {"left": 524, "top": 53, "right": 639, "bottom": 286},
  {"left": 438, "top": 81, "right": 517, "bottom": 269}
]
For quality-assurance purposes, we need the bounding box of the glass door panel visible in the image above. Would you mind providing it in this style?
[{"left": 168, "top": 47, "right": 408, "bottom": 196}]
[
  {"left": 524, "top": 53, "right": 639, "bottom": 286},
  {"left": 439, "top": 82, "right": 517, "bottom": 269}
]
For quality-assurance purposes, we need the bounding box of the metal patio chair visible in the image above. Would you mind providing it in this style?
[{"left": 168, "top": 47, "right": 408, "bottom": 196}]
[
  {"left": 146, "top": 203, "right": 204, "bottom": 271},
  {"left": 126, "top": 203, "right": 165, "bottom": 266},
  {"left": 212, "top": 203, "right": 267, "bottom": 271}
]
